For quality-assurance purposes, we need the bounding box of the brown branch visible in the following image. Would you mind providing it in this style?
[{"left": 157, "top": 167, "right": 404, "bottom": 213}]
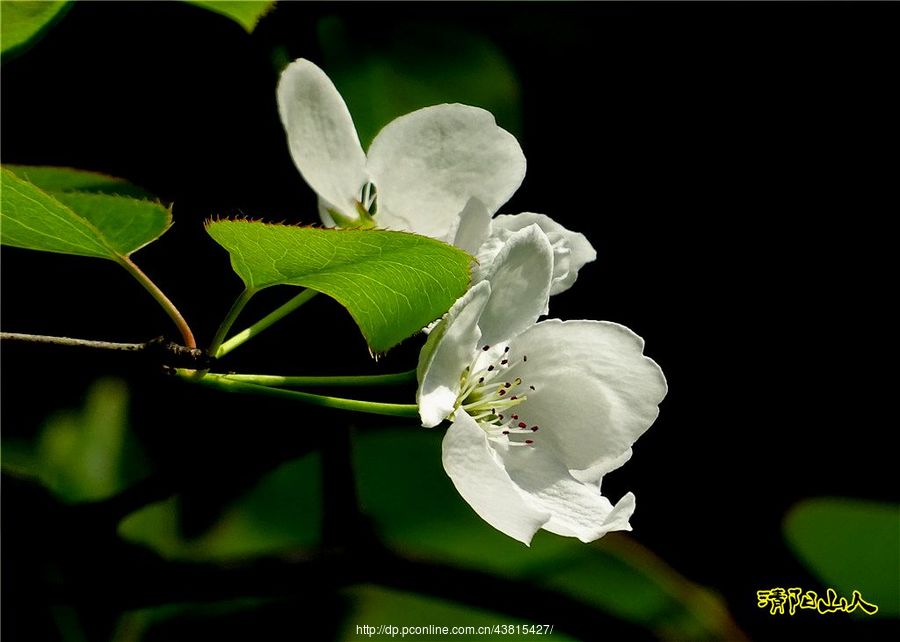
[{"left": 0, "top": 332, "right": 211, "bottom": 368}]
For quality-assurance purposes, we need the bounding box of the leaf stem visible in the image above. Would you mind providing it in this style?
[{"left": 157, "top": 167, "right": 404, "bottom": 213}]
[
  {"left": 217, "top": 369, "right": 417, "bottom": 388},
  {"left": 118, "top": 256, "right": 196, "bottom": 348},
  {"left": 190, "top": 373, "right": 420, "bottom": 418},
  {"left": 208, "top": 289, "right": 256, "bottom": 357},
  {"left": 217, "top": 289, "right": 318, "bottom": 358}
]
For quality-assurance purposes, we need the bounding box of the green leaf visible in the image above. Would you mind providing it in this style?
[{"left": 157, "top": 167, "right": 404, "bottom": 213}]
[
  {"left": 183, "top": 0, "right": 275, "bottom": 33},
  {"left": 317, "top": 17, "right": 522, "bottom": 149},
  {"left": 0, "top": 1, "right": 70, "bottom": 57},
  {"left": 206, "top": 220, "right": 472, "bottom": 353},
  {"left": 1, "top": 167, "right": 171, "bottom": 260},
  {"left": 4, "top": 164, "right": 152, "bottom": 198},
  {"left": 784, "top": 498, "right": 900, "bottom": 617},
  {"left": 53, "top": 192, "right": 172, "bottom": 256}
]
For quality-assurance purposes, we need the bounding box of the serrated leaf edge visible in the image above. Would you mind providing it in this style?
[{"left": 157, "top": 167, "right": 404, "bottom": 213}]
[{"left": 0, "top": 168, "right": 171, "bottom": 259}]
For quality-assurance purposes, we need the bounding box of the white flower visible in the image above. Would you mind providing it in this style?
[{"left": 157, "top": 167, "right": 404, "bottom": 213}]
[
  {"left": 417, "top": 225, "right": 667, "bottom": 545},
  {"left": 455, "top": 199, "right": 597, "bottom": 299},
  {"left": 277, "top": 58, "right": 526, "bottom": 243},
  {"left": 278, "top": 59, "right": 596, "bottom": 298}
]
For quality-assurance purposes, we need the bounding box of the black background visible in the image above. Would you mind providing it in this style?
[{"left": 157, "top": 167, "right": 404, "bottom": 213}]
[{"left": 2, "top": 2, "right": 897, "bottom": 640}]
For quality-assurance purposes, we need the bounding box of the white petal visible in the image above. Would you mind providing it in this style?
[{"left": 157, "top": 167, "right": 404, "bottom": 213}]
[
  {"left": 502, "top": 445, "right": 635, "bottom": 542},
  {"left": 367, "top": 104, "right": 526, "bottom": 240},
  {"left": 450, "top": 198, "right": 492, "bottom": 255},
  {"left": 277, "top": 59, "right": 368, "bottom": 222},
  {"left": 442, "top": 412, "right": 550, "bottom": 544},
  {"left": 487, "top": 213, "right": 597, "bottom": 296},
  {"left": 417, "top": 281, "right": 491, "bottom": 427},
  {"left": 477, "top": 225, "right": 553, "bottom": 347},
  {"left": 505, "top": 320, "right": 667, "bottom": 479},
  {"left": 574, "top": 448, "right": 633, "bottom": 485}
]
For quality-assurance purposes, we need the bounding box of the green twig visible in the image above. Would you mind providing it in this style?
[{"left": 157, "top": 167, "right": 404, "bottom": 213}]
[
  {"left": 218, "top": 369, "right": 417, "bottom": 388},
  {"left": 217, "top": 289, "right": 318, "bottom": 358},
  {"left": 208, "top": 289, "right": 256, "bottom": 357},
  {"left": 190, "top": 373, "right": 420, "bottom": 418}
]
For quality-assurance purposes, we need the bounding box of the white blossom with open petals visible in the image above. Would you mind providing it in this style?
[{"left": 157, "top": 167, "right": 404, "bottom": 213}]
[
  {"left": 417, "top": 224, "right": 667, "bottom": 545},
  {"left": 277, "top": 59, "right": 526, "bottom": 242}
]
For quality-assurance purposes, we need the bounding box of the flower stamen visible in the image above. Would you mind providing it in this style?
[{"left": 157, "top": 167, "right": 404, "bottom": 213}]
[{"left": 453, "top": 349, "right": 538, "bottom": 447}]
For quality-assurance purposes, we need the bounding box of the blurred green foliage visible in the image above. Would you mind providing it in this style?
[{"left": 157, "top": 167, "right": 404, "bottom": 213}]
[
  {"left": 119, "top": 454, "right": 322, "bottom": 560},
  {"left": 2, "top": 378, "right": 144, "bottom": 502},
  {"left": 316, "top": 16, "right": 522, "bottom": 150},
  {"left": 0, "top": 0, "right": 70, "bottom": 58},
  {"left": 785, "top": 498, "right": 900, "bottom": 618}
]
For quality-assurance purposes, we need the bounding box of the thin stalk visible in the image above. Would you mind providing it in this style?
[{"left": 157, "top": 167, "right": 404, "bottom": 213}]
[
  {"left": 191, "top": 373, "right": 419, "bottom": 418},
  {"left": 118, "top": 256, "right": 196, "bottom": 348},
  {"left": 1, "top": 333, "right": 211, "bottom": 368},
  {"left": 208, "top": 289, "right": 256, "bottom": 357},
  {"left": 217, "top": 289, "right": 318, "bottom": 358},
  {"left": 218, "top": 369, "right": 417, "bottom": 388},
  {"left": 0, "top": 332, "right": 144, "bottom": 352}
]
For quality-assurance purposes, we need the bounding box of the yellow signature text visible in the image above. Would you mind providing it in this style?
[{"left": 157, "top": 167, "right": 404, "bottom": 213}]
[{"left": 757, "top": 588, "right": 878, "bottom": 616}]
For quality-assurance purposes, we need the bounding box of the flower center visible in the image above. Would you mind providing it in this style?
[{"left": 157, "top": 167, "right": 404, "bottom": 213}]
[{"left": 454, "top": 345, "right": 539, "bottom": 447}]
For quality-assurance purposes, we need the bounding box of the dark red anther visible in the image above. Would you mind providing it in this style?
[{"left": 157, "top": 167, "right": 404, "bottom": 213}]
[
  {"left": 525, "top": 439, "right": 534, "bottom": 445},
  {"left": 498, "top": 389, "right": 506, "bottom": 396},
  {"left": 504, "top": 382, "right": 511, "bottom": 388},
  {"left": 501, "top": 359, "right": 508, "bottom": 365},
  {"left": 498, "top": 414, "right": 504, "bottom": 420},
  {"left": 482, "top": 345, "right": 490, "bottom": 351},
  {"left": 531, "top": 426, "right": 539, "bottom": 431},
  {"left": 478, "top": 377, "right": 484, "bottom": 383},
  {"left": 529, "top": 385, "right": 536, "bottom": 390},
  {"left": 504, "top": 346, "right": 510, "bottom": 353},
  {"left": 487, "top": 365, "right": 495, "bottom": 371},
  {"left": 510, "top": 395, "right": 518, "bottom": 400},
  {"left": 502, "top": 430, "right": 510, "bottom": 435},
  {"left": 523, "top": 355, "right": 528, "bottom": 362},
  {"left": 512, "top": 414, "right": 519, "bottom": 420},
  {"left": 518, "top": 422, "right": 527, "bottom": 428}
]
